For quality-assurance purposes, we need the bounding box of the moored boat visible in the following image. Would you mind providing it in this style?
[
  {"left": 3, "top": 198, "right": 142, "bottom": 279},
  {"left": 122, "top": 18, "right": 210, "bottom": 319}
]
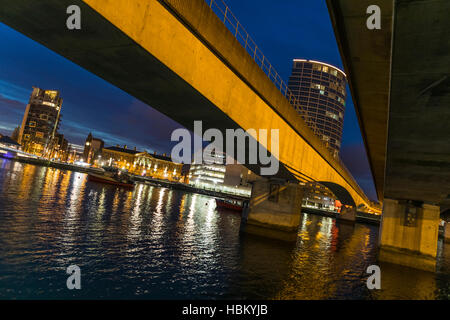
[
  {"left": 88, "top": 167, "right": 135, "bottom": 189},
  {"left": 215, "top": 198, "right": 243, "bottom": 212}
]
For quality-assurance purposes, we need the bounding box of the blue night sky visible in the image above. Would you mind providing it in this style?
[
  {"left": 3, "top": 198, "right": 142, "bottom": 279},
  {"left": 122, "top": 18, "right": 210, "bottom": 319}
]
[{"left": 0, "top": 0, "right": 377, "bottom": 200}]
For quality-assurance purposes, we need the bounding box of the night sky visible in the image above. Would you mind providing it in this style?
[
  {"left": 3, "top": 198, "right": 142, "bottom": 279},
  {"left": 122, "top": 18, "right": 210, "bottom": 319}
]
[{"left": 0, "top": 0, "right": 377, "bottom": 200}]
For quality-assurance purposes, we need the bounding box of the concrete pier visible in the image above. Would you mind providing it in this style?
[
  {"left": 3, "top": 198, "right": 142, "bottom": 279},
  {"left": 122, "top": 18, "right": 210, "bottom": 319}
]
[
  {"left": 445, "top": 222, "right": 450, "bottom": 243},
  {"left": 337, "top": 206, "right": 356, "bottom": 223},
  {"left": 379, "top": 199, "right": 440, "bottom": 271},
  {"left": 242, "top": 179, "right": 303, "bottom": 241}
]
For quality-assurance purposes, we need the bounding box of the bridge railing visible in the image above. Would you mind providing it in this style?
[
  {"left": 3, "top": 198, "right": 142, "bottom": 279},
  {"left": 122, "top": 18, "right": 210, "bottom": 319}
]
[
  {"left": 207, "top": 0, "right": 307, "bottom": 117},
  {"left": 206, "top": 0, "right": 332, "bottom": 142},
  {"left": 206, "top": 0, "right": 371, "bottom": 203}
]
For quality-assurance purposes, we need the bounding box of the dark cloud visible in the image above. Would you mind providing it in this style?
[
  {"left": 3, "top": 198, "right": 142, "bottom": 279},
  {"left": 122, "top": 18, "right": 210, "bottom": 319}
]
[
  {"left": 0, "top": 93, "right": 25, "bottom": 112},
  {"left": 0, "top": 93, "right": 25, "bottom": 135}
]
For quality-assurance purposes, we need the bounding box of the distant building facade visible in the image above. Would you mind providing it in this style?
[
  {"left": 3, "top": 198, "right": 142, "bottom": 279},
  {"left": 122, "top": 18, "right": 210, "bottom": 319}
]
[
  {"left": 0, "top": 135, "right": 21, "bottom": 149},
  {"left": 101, "top": 145, "right": 183, "bottom": 181},
  {"left": 288, "top": 59, "right": 347, "bottom": 158},
  {"left": 68, "top": 143, "right": 85, "bottom": 163},
  {"left": 301, "top": 182, "right": 338, "bottom": 212},
  {"left": 188, "top": 150, "right": 258, "bottom": 197},
  {"left": 189, "top": 150, "right": 226, "bottom": 186},
  {"left": 48, "top": 133, "right": 69, "bottom": 161},
  {"left": 10, "top": 126, "right": 20, "bottom": 143},
  {"left": 102, "top": 145, "right": 140, "bottom": 169},
  {"left": 18, "top": 87, "right": 63, "bottom": 157},
  {"left": 83, "top": 133, "right": 104, "bottom": 164},
  {"left": 134, "top": 151, "right": 182, "bottom": 181}
]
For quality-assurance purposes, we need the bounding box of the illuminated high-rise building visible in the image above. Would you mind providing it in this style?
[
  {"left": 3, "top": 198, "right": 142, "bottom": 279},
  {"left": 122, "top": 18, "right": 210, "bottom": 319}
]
[
  {"left": 288, "top": 59, "right": 347, "bottom": 157},
  {"left": 18, "top": 87, "right": 63, "bottom": 156}
]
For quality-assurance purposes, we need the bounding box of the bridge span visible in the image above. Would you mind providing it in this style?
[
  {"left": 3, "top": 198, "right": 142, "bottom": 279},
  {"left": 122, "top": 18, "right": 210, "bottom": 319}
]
[
  {"left": 327, "top": 0, "right": 450, "bottom": 271},
  {"left": 0, "top": 0, "right": 379, "bottom": 239}
]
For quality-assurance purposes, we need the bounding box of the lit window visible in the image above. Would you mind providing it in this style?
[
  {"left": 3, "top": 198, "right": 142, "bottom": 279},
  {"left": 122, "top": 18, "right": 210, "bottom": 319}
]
[
  {"left": 326, "top": 111, "right": 339, "bottom": 120},
  {"left": 42, "top": 101, "right": 56, "bottom": 107}
]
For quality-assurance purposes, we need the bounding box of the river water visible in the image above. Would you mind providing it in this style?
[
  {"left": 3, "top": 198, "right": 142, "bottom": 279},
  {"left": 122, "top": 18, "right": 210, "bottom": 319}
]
[{"left": 0, "top": 159, "right": 448, "bottom": 299}]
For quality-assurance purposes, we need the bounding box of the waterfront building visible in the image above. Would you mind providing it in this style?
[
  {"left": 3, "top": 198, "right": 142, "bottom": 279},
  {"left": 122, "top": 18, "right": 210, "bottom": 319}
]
[
  {"left": 301, "top": 182, "right": 338, "bottom": 212},
  {"left": 189, "top": 150, "right": 226, "bottom": 186},
  {"left": 68, "top": 143, "right": 85, "bottom": 163},
  {"left": 102, "top": 145, "right": 139, "bottom": 169},
  {"left": 0, "top": 134, "right": 22, "bottom": 159},
  {"left": 83, "top": 133, "right": 104, "bottom": 164},
  {"left": 48, "top": 133, "right": 69, "bottom": 161},
  {"left": 0, "top": 135, "right": 21, "bottom": 149},
  {"left": 180, "top": 163, "right": 191, "bottom": 184},
  {"left": 10, "top": 127, "right": 20, "bottom": 143},
  {"left": 188, "top": 150, "right": 257, "bottom": 197},
  {"left": 18, "top": 87, "right": 63, "bottom": 157},
  {"left": 288, "top": 59, "right": 347, "bottom": 158},
  {"left": 101, "top": 145, "right": 183, "bottom": 181},
  {"left": 133, "top": 150, "right": 183, "bottom": 181}
]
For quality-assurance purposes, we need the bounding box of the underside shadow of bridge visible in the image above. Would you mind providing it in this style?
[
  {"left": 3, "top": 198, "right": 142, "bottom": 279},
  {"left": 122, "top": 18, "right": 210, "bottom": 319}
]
[{"left": 319, "top": 181, "right": 357, "bottom": 208}]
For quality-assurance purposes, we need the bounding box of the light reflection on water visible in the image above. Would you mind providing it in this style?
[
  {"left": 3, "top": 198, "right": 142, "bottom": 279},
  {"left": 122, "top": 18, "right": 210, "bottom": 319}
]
[{"left": 0, "top": 159, "right": 448, "bottom": 299}]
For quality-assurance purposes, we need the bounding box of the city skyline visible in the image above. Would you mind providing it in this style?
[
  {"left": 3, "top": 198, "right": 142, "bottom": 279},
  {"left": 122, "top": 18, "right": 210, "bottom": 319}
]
[
  {"left": 0, "top": 0, "right": 448, "bottom": 303},
  {"left": 0, "top": 1, "right": 376, "bottom": 200}
]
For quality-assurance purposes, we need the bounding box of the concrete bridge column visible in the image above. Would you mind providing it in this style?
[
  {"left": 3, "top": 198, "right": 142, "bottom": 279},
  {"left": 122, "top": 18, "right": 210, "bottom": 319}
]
[
  {"left": 445, "top": 222, "right": 450, "bottom": 243},
  {"left": 337, "top": 206, "right": 356, "bottom": 223},
  {"left": 378, "top": 199, "right": 440, "bottom": 271},
  {"left": 241, "top": 178, "right": 303, "bottom": 241}
]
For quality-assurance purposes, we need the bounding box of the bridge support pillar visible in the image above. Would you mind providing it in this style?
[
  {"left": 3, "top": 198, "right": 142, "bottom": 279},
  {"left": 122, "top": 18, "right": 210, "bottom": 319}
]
[
  {"left": 379, "top": 198, "right": 440, "bottom": 271},
  {"left": 241, "top": 179, "right": 303, "bottom": 241},
  {"left": 445, "top": 222, "right": 450, "bottom": 243},
  {"left": 337, "top": 206, "right": 356, "bottom": 223}
]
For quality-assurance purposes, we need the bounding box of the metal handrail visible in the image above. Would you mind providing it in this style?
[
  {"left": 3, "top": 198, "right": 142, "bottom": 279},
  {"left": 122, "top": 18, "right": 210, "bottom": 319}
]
[
  {"left": 207, "top": 1, "right": 305, "bottom": 112},
  {"left": 206, "top": 0, "right": 322, "bottom": 138},
  {"left": 206, "top": 0, "right": 372, "bottom": 203}
]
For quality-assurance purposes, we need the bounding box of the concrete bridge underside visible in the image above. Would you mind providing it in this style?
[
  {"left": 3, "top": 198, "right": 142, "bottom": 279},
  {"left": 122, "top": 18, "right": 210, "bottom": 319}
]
[
  {"left": 0, "top": 0, "right": 378, "bottom": 235},
  {"left": 327, "top": 0, "right": 450, "bottom": 271}
]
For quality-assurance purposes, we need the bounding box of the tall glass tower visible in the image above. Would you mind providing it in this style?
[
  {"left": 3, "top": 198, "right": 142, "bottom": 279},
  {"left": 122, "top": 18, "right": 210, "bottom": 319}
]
[{"left": 288, "top": 59, "right": 347, "bottom": 157}]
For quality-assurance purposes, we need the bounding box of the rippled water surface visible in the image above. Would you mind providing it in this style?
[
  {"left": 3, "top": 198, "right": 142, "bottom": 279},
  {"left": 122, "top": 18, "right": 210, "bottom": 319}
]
[{"left": 0, "top": 159, "right": 448, "bottom": 299}]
